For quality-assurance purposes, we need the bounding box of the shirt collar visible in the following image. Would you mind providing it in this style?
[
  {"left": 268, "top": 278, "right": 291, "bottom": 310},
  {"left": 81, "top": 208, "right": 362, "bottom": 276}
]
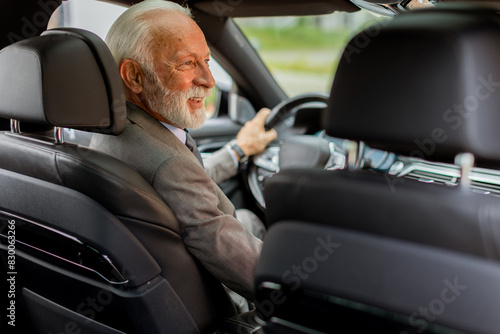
[{"left": 161, "top": 122, "right": 187, "bottom": 144}]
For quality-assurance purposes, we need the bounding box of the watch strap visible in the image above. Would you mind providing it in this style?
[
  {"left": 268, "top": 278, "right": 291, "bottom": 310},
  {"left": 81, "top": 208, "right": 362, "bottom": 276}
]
[{"left": 228, "top": 140, "right": 246, "bottom": 160}]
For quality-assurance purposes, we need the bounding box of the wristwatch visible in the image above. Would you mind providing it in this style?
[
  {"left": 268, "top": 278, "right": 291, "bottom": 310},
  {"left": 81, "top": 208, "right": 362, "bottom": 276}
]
[{"left": 228, "top": 140, "right": 247, "bottom": 161}]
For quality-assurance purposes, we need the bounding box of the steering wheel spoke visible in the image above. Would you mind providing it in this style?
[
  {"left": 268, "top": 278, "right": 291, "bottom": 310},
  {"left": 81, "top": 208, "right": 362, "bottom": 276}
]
[{"left": 248, "top": 93, "right": 333, "bottom": 209}]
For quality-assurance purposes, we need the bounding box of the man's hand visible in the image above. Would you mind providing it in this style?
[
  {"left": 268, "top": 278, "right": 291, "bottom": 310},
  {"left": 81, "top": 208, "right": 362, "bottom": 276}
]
[{"left": 235, "top": 108, "right": 278, "bottom": 158}]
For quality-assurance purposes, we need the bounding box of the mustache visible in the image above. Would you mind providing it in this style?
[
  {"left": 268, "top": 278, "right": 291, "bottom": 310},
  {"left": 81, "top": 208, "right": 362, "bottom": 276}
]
[{"left": 186, "top": 86, "right": 212, "bottom": 99}]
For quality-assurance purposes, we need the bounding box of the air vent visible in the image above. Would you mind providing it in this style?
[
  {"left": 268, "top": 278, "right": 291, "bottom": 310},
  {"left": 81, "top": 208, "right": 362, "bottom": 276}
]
[
  {"left": 470, "top": 180, "right": 500, "bottom": 197},
  {"left": 396, "top": 160, "right": 500, "bottom": 197},
  {"left": 403, "top": 169, "right": 458, "bottom": 186}
]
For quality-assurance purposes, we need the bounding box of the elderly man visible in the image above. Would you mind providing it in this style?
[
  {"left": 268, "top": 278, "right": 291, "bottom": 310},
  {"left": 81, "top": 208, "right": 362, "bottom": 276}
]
[{"left": 90, "top": 0, "right": 277, "bottom": 303}]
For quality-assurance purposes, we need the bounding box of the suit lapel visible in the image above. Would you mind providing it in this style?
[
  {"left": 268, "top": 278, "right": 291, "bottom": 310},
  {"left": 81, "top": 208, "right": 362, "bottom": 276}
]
[{"left": 126, "top": 102, "right": 202, "bottom": 166}]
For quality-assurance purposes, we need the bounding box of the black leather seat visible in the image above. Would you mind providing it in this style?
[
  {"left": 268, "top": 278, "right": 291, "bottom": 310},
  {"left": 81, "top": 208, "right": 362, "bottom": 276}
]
[
  {"left": 0, "top": 117, "right": 8, "bottom": 130},
  {"left": 256, "top": 6, "right": 500, "bottom": 334},
  {"left": 0, "top": 28, "right": 243, "bottom": 334}
]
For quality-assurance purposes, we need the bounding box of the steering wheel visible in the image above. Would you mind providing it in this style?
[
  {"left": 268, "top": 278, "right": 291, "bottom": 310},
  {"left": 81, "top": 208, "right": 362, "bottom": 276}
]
[
  {"left": 248, "top": 92, "right": 343, "bottom": 209},
  {"left": 264, "top": 92, "right": 330, "bottom": 132}
]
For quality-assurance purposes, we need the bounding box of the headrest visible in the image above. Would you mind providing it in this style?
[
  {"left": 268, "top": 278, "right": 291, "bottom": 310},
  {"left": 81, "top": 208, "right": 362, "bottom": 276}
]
[
  {"left": 326, "top": 6, "right": 500, "bottom": 165},
  {"left": 0, "top": 28, "right": 126, "bottom": 135}
]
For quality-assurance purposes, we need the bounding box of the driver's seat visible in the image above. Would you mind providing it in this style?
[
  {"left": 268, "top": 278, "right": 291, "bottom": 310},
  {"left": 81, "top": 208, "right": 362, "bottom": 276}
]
[{"left": 0, "top": 28, "right": 243, "bottom": 334}]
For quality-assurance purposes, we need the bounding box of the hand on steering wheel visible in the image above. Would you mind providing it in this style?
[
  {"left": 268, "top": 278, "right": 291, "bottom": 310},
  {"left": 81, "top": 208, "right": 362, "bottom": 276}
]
[
  {"left": 264, "top": 92, "right": 330, "bottom": 131},
  {"left": 236, "top": 108, "right": 278, "bottom": 158},
  {"left": 247, "top": 93, "right": 331, "bottom": 209}
]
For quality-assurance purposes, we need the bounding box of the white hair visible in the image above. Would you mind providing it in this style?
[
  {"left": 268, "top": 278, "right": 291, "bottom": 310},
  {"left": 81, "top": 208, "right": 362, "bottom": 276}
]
[{"left": 105, "top": 0, "right": 192, "bottom": 69}]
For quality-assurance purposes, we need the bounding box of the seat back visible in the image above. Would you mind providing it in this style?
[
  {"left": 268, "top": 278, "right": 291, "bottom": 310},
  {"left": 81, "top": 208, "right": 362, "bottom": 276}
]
[
  {"left": 0, "top": 117, "right": 8, "bottom": 130},
  {"left": 0, "top": 28, "right": 235, "bottom": 333},
  {"left": 256, "top": 221, "right": 500, "bottom": 333},
  {"left": 257, "top": 6, "right": 500, "bottom": 333}
]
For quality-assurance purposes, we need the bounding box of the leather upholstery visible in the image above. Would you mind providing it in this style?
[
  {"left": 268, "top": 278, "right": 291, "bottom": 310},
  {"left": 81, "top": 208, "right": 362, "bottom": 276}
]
[
  {"left": 0, "top": 117, "right": 8, "bottom": 130},
  {"left": 256, "top": 222, "right": 500, "bottom": 333},
  {"left": 0, "top": 28, "right": 237, "bottom": 333},
  {"left": 325, "top": 7, "right": 500, "bottom": 165},
  {"left": 263, "top": 8, "right": 500, "bottom": 259},
  {"left": 265, "top": 167, "right": 500, "bottom": 259},
  {"left": 0, "top": 28, "right": 125, "bottom": 134},
  {"left": 258, "top": 6, "right": 500, "bottom": 333}
]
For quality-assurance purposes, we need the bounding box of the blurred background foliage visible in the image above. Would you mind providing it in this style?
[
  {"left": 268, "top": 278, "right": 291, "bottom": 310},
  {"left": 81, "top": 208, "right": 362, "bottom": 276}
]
[
  {"left": 237, "top": 13, "right": 385, "bottom": 95},
  {"left": 51, "top": 0, "right": 385, "bottom": 97}
]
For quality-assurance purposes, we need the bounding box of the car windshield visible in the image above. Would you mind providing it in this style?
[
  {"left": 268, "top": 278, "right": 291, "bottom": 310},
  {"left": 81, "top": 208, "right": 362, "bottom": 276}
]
[
  {"left": 49, "top": 0, "right": 386, "bottom": 98},
  {"left": 235, "top": 13, "right": 387, "bottom": 96}
]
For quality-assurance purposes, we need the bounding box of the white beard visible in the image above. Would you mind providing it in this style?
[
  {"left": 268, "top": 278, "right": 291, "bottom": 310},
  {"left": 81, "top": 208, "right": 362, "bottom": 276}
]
[{"left": 142, "top": 67, "right": 211, "bottom": 129}]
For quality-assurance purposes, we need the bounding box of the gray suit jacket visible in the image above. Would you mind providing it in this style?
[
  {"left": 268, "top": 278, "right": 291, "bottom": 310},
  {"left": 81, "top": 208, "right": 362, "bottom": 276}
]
[
  {"left": 90, "top": 102, "right": 262, "bottom": 300},
  {"left": 203, "top": 142, "right": 239, "bottom": 185}
]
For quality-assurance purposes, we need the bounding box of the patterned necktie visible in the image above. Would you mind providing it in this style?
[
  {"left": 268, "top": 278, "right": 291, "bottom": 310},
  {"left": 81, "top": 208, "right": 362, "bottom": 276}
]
[{"left": 184, "top": 130, "right": 204, "bottom": 167}]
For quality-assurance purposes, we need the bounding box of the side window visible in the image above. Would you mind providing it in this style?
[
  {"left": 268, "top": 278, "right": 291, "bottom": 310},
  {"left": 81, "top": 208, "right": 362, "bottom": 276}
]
[{"left": 49, "top": 0, "right": 233, "bottom": 119}]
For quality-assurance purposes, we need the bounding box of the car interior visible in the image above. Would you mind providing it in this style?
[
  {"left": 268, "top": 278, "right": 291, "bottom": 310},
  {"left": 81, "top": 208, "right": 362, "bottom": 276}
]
[
  {"left": 0, "top": 26, "right": 246, "bottom": 333},
  {"left": 258, "top": 7, "right": 500, "bottom": 333},
  {"left": 1, "top": 0, "right": 500, "bottom": 334}
]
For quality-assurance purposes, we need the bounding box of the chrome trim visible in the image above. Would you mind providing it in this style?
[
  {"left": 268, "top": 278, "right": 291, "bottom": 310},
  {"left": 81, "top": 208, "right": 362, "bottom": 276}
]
[
  {"left": 398, "top": 162, "right": 460, "bottom": 178},
  {"left": 455, "top": 152, "right": 475, "bottom": 188},
  {"left": 248, "top": 146, "right": 281, "bottom": 209},
  {"left": 54, "top": 126, "right": 64, "bottom": 144},
  {"left": 253, "top": 146, "right": 280, "bottom": 173},
  {"left": 346, "top": 141, "right": 358, "bottom": 170},
  {"left": 325, "top": 142, "right": 336, "bottom": 169},
  {"left": 10, "top": 119, "right": 20, "bottom": 133},
  {"left": 248, "top": 164, "right": 266, "bottom": 209},
  {"left": 350, "top": 0, "right": 399, "bottom": 17},
  {"left": 325, "top": 142, "right": 346, "bottom": 171},
  {"left": 24, "top": 216, "right": 84, "bottom": 245},
  {"left": 350, "top": 0, "right": 437, "bottom": 17},
  {"left": 347, "top": 141, "right": 364, "bottom": 170},
  {"left": 0, "top": 210, "right": 129, "bottom": 285},
  {"left": 395, "top": 157, "right": 500, "bottom": 197},
  {"left": 470, "top": 171, "right": 500, "bottom": 184},
  {"left": 12, "top": 238, "right": 128, "bottom": 285},
  {"left": 388, "top": 161, "right": 405, "bottom": 175},
  {"left": 399, "top": 167, "right": 459, "bottom": 186},
  {"left": 259, "top": 281, "right": 283, "bottom": 291}
]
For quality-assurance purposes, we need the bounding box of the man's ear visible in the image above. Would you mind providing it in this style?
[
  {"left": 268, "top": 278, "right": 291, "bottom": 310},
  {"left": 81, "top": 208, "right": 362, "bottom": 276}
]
[{"left": 119, "top": 59, "right": 144, "bottom": 94}]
